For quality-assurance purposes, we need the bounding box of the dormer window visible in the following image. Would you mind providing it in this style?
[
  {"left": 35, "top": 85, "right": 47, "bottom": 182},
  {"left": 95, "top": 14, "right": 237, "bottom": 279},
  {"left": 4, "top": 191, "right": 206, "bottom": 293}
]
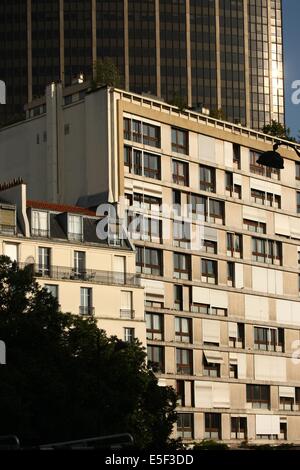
[
  {"left": 32, "top": 210, "right": 49, "bottom": 237},
  {"left": 68, "top": 214, "right": 83, "bottom": 241},
  {"left": 0, "top": 206, "right": 16, "bottom": 235}
]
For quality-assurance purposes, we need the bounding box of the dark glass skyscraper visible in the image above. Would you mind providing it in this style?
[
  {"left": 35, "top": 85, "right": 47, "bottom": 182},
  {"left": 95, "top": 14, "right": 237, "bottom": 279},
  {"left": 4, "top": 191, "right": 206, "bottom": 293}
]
[{"left": 0, "top": 0, "right": 285, "bottom": 129}]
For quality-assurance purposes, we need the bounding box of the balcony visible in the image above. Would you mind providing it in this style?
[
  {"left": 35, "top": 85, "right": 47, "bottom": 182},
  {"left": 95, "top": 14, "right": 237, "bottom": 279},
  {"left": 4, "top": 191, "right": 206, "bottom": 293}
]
[
  {"left": 120, "top": 309, "right": 135, "bottom": 319},
  {"left": 0, "top": 224, "right": 16, "bottom": 235},
  {"left": 79, "top": 306, "right": 95, "bottom": 316},
  {"left": 31, "top": 228, "right": 49, "bottom": 238},
  {"left": 19, "top": 263, "right": 141, "bottom": 287}
]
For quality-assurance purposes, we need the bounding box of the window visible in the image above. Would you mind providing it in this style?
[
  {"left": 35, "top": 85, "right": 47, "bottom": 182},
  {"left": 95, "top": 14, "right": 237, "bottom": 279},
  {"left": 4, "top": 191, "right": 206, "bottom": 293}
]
[
  {"left": 143, "top": 123, "right": 161, "bottom": 148},
  {"left": 145, "top": 298, "right": 164, "bottom": 309},
  {"left": 229, "top": 364, "right": 238, "bottom": 379},
  {"left": 297, "top": 193, "right": 300, "bottom": 214},
  {"left": 68, "top": 215, "right": 83, "bottom": 241},
  {"left": 129, "top": 214, "right": 162, "bottom": 243},
  {"left": 173, "top": 220, "right": 191, "bottom": 247},
  {"left": 133, "top": 193, "right": 162, "bottom": 211},
  {"left": 225, "top": 172, "right": 241, "bottom": 199},
  {"left": 0, "top": 207, "right": 16, "bottom": 234},
  {"left": 189, "top": 194, "right": 207, "bottom": 219},
  {"left": 280, "top": 397, "right": 294, "bottom": 411},
  {"left": 80, "top": 287, "right": 93, "bottom": 315},
  {"left": 124, "top": 328, "right": 135, "bottom": 343},
  {"left": 124, "top": 118, "right": 160, "bottom": 148},
  {"left": 231, "top": 417, "right": 247, "bottom": 439},
  {"left": 147, "top": 345, "right": 164, "bottom": 372},
  {"left": 175, "top": 317, "right": 192, "bottom": 343},
  {"left": 211, "top": 307, "right": 227, "bottom": 317},
  {"left": 125, "top": 147, "right": 161, "bottom": 180},
  {"left": 227, "top": 262, "right": 235, "bottom": 287},
  {"left": 200, "top": 165, "right": 216, "bottom": 192},
  {"left": 45, "top": 284, "right": 58, "bottom": 299},
  {"left": 296, "top": 388, "right": 300, "bottom": 406},
  {"left": 32, "top": 211, "right": 49, "bottom": 237},
  {"left": 254, "top": 327, "right": 284, "bottom": 352},
  {"left": 176, "top": 349, "right": 193, "bottom": 375},
  {"left": 252, "top": 237, "right": 282, "bottom": 265},
  {"left": 190, "top": 302, "right": 210, "bottom": 314},
  {"left": 233, "top": 144, "right": 241, "bottom": 169},
  {"left": 172, "top": 128, "right": 188, "bottom": 155},
  {"left": 202, "top": 240, "right": 217, "bottom": 254},
  {"left": 201, "top": 259, "right": 217, "bottom": 284},
  {"left": 73, "top": 251, "right": 86, "bottom": 279},
  {"left": 172, "top": 159, "right": 189, "bottom": 186},
  {"left": 120, "top": 291, "right": 133, "bottom": 319},
  {"left": 203, "top": 356, "right": 220, "bottom": 377},
  {"left": 176, "top": 380, "right": 185, "bottom": 406},
  {"left": 250, "top": 150, "right": 280, "bottom": 180},
  {"left": 229, "top": 323, "right": 245, "bottom": 348},
  {"left": 246, "top": 385, "right": 270, "bottom": 409},
  {"left": 280, "top": 422, "right": 287, "bottom": 440},
  {"left": 146, "top": 313, "right": 163, "bottom": 340},
  {"left": 177, "top": 414, "right": 193, "bottom": 439},
  {"left": 174, "top": 285, "right": 183, "bottom": 311},
  {"left": 136, "top": 247, "right": 163, "bottom": 276},
  {"left": 205, "top": 413, "right": 221, "bottom": 439},
  {"left": 296, "top": 163, "right": 300, "bottom": 181},
  {"left": 227, "top": 233, "right": 242, "bottom": 258},
  {"left": 209, "top": 199, "right": 224, "bottom": 224},
  {"left": 174, "top": 253, "right": 191, "bottom": 280},
  {"left": 172, "top": 190, "right": 181, "bottom": 216},
  {"left": 243, "top": 219, "right": 266, "bottom": 234},
  {"left": 251, "top": 189, "right": 281, "bottom": 208},
  {"left": 38, "top": 247, "right": 51, "bottom": 276}
]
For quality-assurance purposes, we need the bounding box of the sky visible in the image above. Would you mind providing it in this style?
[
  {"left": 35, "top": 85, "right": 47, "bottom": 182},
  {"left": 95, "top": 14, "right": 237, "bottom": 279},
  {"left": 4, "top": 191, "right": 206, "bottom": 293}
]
[{"left": 283, "top": 0, "right": 300, "bottom": 138}]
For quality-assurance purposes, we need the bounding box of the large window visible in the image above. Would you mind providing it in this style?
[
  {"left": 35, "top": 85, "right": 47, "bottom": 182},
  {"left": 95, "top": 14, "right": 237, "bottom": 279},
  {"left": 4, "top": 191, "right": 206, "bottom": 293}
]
[
  {"left": 233, "top": 144, "right": 241, "bottom": 169},
  {"left": 38, "top": 247, "right": 51, "bottom": 276},
  {"left": 200, "top": 165, "right": 216, "bottom": 192},
  {"left": 254, "top": 327, "right": 284, "bottom": 352},
  {"left": 176, "top": 348, "right": 193, "bottom": 375},
  {"left": 250, "top": 150, "right": 280, "bottom": 180},
  {"left": 205, "top": 413, "right": 221, "bottom": 439},
  {"left": 32, "top": 210, "right": 49, "bottom": 237},
  {"left": 124, "top": 118, "right": 161, "bottom": 148},
  {"left": 80, "top": 287, "right": 94, "bottom": 316},
  {"left": 45, "top": 284, "right": 58, "bottom": 300},
  {"left": 203, "top": 356, "right": 220, "bottom": 377},
  {"left": 189, "top": 195, "right": 225, "bottom": 224},
  {"left": 146, "top": 313, "right": 163, "bottom": 341},
  {"left": 73, "top": 251, "right": 86, "bottom": 278},
  {"left": 252, "top": 237, "right": 282, "bottom": 265},
  {"left": 175, "top": 317, "right": 192, "bottom": 343},
  {"left": 124, "top": 147, "right": 161, "bottom": 180},
  {"left": 174, "top": 253, "right": 191, "bottom": 280},
  {"left": 227, "top": 233, "right": 242, "bottom": 258},
  {"left": 246, "top": 385, "right": 270, "bottom": 409},
  {"left": 133, "top": 193, "right": 162, "bottom": 211},
  {"left": 225, "top": 172, "right": 241, "bottom": 199},
  {"left": 129, "top": 214, "right": 162, "bottom": 243},
  {"left": 136, "top": 247, "right": 163, "bottom": 276},
  {"left": 173, "top": 220, "right": 191, "bottom": 248},
  {"left": 174, "top": 285, "right": 183, "bottom": 311},
  {"left": 243, "top": 219, "right": 266, "bottom": 234},
  {"left": 209, "top": 199, "right": 224, "bottom": 224},
  {"left": 231, "top": 417, "right": 247, "bottom": 440},
  {"left": 172, "top": 127, "right": 189, "bottom": 155},
  {"left": 177, "top": 414, "right": 193, "bottom": 439},
  {"left": 172, "top": 159, "right": 189, "bottom": 186},
  {"left": 251, "top": 189, "right": 281, "bottom": 208},
  {"left": 68, "top": 215, "right": 83, "bottom": 241},
  {"left": 201, "top": 258, "right": 217, "bottom": 284},
  {"left": 147, "top": 345, "right": 164, "bottom": 372}
]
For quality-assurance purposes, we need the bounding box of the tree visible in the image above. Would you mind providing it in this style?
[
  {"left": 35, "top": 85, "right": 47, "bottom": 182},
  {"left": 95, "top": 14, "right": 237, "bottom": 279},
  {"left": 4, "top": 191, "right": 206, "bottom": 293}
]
[
  {"left": 0, "top": 256, "right": 177, "bottom": 448},
  {"left": 210, "top": 108, "right": 227, "bottom": 121},
  {"left": 169, "top": 92, "right": 187, "bottom": 112},
  {"left": 92, "top": 58, "right": 121, "bottom": 88},
  {"left": 262, "top": 120, "right": 296, "bottom": 142}
]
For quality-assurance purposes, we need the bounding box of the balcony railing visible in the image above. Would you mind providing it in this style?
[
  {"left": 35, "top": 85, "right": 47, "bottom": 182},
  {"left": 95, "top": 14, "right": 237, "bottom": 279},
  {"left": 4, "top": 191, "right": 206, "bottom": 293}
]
[
  {"left": 31, "top": 228, "right": 49, "bottom": 238},
  {"left": 18, "top": 263, "right": 141, "bottom": 287},
  {"left": 120, "top": 309, "right": 135, "bottom": 319},
  {"left": 79, "top": 306, "right": 95, "bottom": 316},
  {"left": 0, "top": 224, "right": 16, "bottom": 235}
]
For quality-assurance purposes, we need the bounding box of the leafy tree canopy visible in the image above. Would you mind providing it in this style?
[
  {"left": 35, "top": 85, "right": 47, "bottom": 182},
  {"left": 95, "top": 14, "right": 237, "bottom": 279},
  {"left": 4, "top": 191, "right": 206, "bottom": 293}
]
[
  {"left": 262, "top": 120, "right": 297, "bottom": 142},
  {"left": 0, "top": 256, "right": 177, "bottom": 449},
  {"left": 92, "top": 58, "right": 121, "bottom": 88}
]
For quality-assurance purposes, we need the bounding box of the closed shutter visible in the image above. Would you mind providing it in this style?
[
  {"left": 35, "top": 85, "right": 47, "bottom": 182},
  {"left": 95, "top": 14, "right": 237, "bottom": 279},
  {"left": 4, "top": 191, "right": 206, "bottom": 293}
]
[
  {"left": 202, "top": 319, "right": 220, "bottom": 344},
  {"left": 4, "top": 243, "right": 18, "bottom": 262},
  {"left": 194, "top": 381, "right": 213, "bottom": 408},
  {"left": 279, "top": 387, "right": 295, "bottom": 399},
  {"left": 256, "top": 415, "right": 280, "bottom": 435},
  {"left": 213, "top": 383, "right": 230, "bottom": 408},
  {"left": 0, "top": 208, "right": 15, "bottom": 225},
  {"left": 121, "top": 291, "right": 132, "bottom": 310},
  {"left": 228, "top": 322, "right": 238, "bottom": 338}
]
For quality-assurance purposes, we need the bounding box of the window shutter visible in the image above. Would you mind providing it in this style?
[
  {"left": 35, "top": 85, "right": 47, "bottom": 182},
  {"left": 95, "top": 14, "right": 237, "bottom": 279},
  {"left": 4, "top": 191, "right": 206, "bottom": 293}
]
[{"left": 202, "top": 319, "right": 220, "bottom": 344}]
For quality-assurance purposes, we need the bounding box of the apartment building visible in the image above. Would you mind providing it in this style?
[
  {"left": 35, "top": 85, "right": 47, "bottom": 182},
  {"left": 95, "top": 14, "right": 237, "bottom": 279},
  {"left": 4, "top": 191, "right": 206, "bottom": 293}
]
[
  {"left": 0, "top": 179, "right": 145, "bottom": 346},
  {"left": 0, "top": 84, "right": 300, "bottom": 444}
]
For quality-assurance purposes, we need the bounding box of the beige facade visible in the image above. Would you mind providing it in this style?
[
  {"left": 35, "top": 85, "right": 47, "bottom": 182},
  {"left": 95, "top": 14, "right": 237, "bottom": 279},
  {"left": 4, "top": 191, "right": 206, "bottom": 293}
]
[
  {"left": 0, "top": 182, "right": 146, "bottom": 346},
  {"left": 1, "top": 85, "right": 300, "bottom": 445}
]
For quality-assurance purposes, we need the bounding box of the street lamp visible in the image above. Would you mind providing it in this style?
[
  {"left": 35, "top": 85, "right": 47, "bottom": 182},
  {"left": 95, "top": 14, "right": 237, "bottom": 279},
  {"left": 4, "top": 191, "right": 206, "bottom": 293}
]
[{"left": 257, "top": 141, "right": 300, "bottom": 170}]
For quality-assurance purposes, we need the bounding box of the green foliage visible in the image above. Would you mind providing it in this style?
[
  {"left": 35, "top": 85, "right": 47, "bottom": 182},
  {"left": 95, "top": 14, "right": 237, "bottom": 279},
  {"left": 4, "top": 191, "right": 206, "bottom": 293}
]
[
  {"left": 169, "top": 92, "right": 187, "bottom": 112},
  {"left": 0, "top": 256, "right": 177, "bottom": 449},
  {"left": 92, "top": 58, "right": 121, "bottom": 88},
  {"left": 210, "top": 108, "right": 227, "bottom": 121},
  {"left": 239, "top": 440, "right": 294, "bottom": 451},
  {"left": 193, "top": 439, "right": 229, "bottom": 450},
  {"left": 262, "top": 120, "right": 296, "bottom": 142}
]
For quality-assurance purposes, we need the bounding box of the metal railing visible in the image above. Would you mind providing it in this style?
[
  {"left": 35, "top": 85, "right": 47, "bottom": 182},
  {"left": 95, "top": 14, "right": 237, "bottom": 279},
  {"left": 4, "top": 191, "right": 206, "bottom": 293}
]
[
  {"left": 79, "top": 306, "right": 95, "bottom": 316},
  {"left": 18, "top": 263, "right": 141, "bottom": 287},
  {"left": 0, "top": 224, "right": 16, "bottom": 235},
  {"left": 120, "top": 309, "right": 135, "bottom": 319}
]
